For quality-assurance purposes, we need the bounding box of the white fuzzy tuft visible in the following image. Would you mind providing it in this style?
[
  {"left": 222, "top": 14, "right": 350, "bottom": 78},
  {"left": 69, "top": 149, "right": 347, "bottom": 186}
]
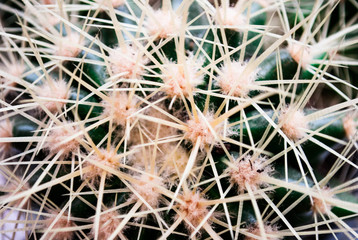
[
  {"left": 55, "top": 33, "right": 83, "bottom": 59},
  {"left": 101, "top": 92, "right": 137, "bottom": 126},
  {"left": 312, "top": 187, "right": 333, "bottom": 214},
  {"left": 162, "top": 56, "right": 203, "bottom": 98},
  {"left": 146, "top": 10, "right": 181, "bottom": 39},
  {"left": 278, "top": 107, "right": 308, "bottom": 141},
  {"left": 229, "top": 155, "right": 273, "bottom": 192},
  {"left": 185, "top": 113, "right": 216, "bottom": 147},
  {"left": 215, "top": 6, "right": 246, "bottom": 29},
  {"left": 0, "top": 63, "right": 24, "bottom": 88},
  {"left": 216, "top": 61, "right": 258, "bottom": 97},
  {"left": 131, "top": 174, "right": 164, "bottom": 210},
  {"left": 43, "top": 210, "right": 75, "bottom": 240},
  {"left": 44, "top": 121, "right": 81, "bottom": 157},
  {"left": 90, "top": 209, "right": 124, "bottom": 240},
  {"left": 185, "top": 112, "right": 232, "bottom": 148},
  {"left": 245, "top": 223, "right": 281, "bottom": 240},
  {"left": 108, "top": 45, "right": 148, "bottom": 78},
  {"left": 178, "top": 191, "right": 210, "bottom": 232},
  {"left": 36, "top": 79, "right": 69, "bottom": 113},
  {"left": 83, "top": 148, "right": 121, "bottom": 184}
]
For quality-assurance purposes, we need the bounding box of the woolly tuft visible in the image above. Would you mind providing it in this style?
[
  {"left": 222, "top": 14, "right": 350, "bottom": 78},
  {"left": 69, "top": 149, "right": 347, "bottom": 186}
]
[
  {"left": 278, "top": 107, "right": 308, "bottom": 141},
  {"left": 162, "top": 57, "right": 203, "bottom": 98},
  {"left": 90, "top": 209, "right": 125, "bottom": 240},
  {"left": 83, "top": 148, "right": 121, "bottom": 184},
  {"left": 108, "top": 45, "right": 148, "bottom": 78},
  {"left": 55, "top": 33, "right": 83, "bottom": 59},
  {"left": 44, "top": 121, "right": 81, "bottom": 157},
  {"left": 229, "top": 155, "right": 273, "bottom": 192},
  {"left": 216, "top": 61, "right": 258, "bottom": 97},
  {"left": 145, "top": 10, "right": 181, "bottom": 39},
  {"left": 36, "top": 78, "right": 69, "bottom": 113},
  {"left": 215, "top": 6, "right": 246, "bottom": 29},
  {"left": 245, "top": 222, "right": 281, "bottom": 240},
  {"left": 131, "top": 174, "right": 164, "bottom": 210},
  {"left": 43, "top": 210, "right": 75, "bottom": 240},
  {"left": 101, "top": 92, "right": 138, "bottom": 126},
  {"left": 178, "top": 191, "right": 210, "bottom": 232}
]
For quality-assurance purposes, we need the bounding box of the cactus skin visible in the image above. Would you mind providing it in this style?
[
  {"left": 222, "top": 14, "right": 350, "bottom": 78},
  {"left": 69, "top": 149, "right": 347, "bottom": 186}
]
[{"left": 0, "top": 0, "right": 358, "bottom": 240}]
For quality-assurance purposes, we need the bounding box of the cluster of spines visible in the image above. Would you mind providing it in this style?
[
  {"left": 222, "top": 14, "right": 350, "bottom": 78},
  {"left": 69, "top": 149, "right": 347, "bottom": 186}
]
[{"left": 0, "top": 0, "right": 357, "bottom": 240}]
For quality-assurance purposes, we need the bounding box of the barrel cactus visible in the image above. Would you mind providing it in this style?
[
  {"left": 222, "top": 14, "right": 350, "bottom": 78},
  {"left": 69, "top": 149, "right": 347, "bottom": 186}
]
[{"left": 0, "top": 0, "right": 357, "bottom": 239}]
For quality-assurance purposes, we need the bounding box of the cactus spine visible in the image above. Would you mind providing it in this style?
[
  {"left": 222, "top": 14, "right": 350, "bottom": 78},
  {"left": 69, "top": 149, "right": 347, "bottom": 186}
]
[{"left": 0, "top": 0, "right": 357, "bottom": 239}]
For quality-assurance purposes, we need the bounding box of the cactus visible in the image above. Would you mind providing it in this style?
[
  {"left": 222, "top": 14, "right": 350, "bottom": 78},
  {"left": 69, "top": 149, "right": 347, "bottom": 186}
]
[{"left": 0, "top": 0, "right": 357, "bottom": 239}]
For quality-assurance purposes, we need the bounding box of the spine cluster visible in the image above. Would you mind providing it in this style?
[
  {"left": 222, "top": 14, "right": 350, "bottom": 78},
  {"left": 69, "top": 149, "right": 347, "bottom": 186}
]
[{"left": 0, "top": 0, "right": 357, "bottom": 239}]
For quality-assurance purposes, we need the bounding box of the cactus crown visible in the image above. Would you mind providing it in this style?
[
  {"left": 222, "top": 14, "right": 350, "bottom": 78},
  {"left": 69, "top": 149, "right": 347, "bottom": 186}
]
[{"left": 0, "top": 0, "right": 357, "bottom": 239}]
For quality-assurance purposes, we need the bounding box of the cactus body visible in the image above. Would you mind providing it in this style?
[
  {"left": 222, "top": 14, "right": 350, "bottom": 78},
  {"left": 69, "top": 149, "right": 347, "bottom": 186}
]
[{"left": 0, "top": 0, "right": 357, "bottom": 239}]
